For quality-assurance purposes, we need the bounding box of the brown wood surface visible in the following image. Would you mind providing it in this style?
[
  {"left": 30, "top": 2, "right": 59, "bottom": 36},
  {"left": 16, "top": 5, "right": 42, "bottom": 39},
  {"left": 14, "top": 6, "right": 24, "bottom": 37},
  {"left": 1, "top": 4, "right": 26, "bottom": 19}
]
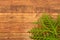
[{"left": 0, "top": 0, "right": 60, "bottom": 40}]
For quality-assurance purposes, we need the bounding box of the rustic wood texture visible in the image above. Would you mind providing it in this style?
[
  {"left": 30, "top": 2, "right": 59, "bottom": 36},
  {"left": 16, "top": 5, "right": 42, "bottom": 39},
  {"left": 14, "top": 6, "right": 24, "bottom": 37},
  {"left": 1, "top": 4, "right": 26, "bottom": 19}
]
[{"left": 0, "top": 0, "right": 60, "bottom": 40}]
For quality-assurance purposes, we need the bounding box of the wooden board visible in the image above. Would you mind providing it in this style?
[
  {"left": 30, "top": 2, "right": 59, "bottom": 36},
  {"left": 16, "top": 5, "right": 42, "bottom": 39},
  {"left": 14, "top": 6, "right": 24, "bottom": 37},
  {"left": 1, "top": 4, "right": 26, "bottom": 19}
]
[{"left": 0, "top": 0, "right": 60, "bottom": 40}]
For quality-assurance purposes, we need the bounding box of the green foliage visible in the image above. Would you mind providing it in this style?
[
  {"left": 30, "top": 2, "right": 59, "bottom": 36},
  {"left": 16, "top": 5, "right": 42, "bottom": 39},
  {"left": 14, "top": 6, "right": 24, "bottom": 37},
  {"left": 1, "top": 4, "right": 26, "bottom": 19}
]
[{"left": 29, "top": 14, "right": 60, "bottom": 40}]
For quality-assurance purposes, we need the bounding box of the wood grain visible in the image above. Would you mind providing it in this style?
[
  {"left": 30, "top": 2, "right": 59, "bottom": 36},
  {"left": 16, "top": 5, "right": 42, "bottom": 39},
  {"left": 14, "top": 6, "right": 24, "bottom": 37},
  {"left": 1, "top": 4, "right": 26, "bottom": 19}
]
[{"left": 0, "top": 0, "right": 60, "bottom": 40}]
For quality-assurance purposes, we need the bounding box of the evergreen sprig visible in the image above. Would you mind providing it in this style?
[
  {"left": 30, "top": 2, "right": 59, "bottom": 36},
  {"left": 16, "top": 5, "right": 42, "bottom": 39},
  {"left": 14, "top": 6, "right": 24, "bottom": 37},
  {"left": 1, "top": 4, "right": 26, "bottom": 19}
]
[{"left": 29, "top": 14, "right": 60, "bottom": 40}]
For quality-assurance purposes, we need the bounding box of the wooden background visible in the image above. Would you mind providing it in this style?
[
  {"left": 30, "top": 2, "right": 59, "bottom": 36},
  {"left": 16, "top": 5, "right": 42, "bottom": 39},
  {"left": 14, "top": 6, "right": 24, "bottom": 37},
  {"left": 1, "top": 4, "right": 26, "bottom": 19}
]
[{"left": 0, "top": 0, "right": 60, "bottom": 40}]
